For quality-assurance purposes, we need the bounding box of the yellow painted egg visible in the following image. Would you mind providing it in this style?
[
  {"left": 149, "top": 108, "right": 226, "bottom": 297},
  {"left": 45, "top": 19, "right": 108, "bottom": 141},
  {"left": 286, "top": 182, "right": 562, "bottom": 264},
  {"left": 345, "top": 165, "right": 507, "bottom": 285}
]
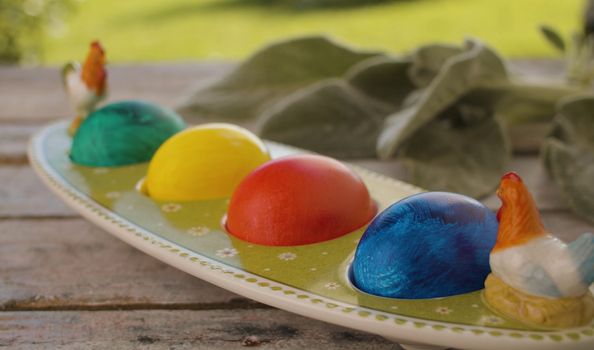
[{"left": 145, "top": 123, "right": 271, "bottom": 201}]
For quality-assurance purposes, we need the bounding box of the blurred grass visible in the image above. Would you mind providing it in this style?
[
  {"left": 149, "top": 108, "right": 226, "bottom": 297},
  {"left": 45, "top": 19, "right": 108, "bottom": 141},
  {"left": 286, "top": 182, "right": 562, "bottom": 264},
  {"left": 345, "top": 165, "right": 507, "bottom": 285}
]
[{"left": 42, "top": 0, "right": 584, "bottom": 64}]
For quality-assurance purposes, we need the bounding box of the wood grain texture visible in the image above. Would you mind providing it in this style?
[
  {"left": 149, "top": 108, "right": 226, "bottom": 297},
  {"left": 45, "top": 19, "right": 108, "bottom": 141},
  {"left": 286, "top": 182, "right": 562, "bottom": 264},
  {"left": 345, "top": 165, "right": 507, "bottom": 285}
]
[
  {"left": 0, "top": 166, "right": 74, "bottom": 217},
  {"left": 0, "top": 218, "right": 250, "bottom": 310},
  {"left": 0, "top": 63, "right": 232, "bottom": 122},
  {"left": 0, "top": 125, "right": 39, "bottom": 165},
  {"left": 0, "top": 309, "right": 400, "bottom": 349},
  {"left": 507, "top": 59, "right": 564, "bottom": 83}
]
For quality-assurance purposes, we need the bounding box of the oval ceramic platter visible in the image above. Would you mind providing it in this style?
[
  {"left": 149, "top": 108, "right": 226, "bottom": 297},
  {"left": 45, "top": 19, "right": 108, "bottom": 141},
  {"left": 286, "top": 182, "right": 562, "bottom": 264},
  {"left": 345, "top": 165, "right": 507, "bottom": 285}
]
[{"left": 29, "top": 121, "right": 594, "bottom": 350}]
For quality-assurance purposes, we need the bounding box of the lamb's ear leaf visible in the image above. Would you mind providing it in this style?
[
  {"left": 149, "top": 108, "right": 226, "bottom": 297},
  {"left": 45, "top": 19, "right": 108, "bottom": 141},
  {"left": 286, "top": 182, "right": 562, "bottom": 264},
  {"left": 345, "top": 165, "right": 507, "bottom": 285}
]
[
  {"left": 259, "top": 79, "right": 394, "bottom": 158},
  {"left": 175, "top": 36, "right": 381, "bottom": 122},
  {"left": 408, "top": 43, "right": 463, "bottom": 88},
  {"left": 400, "top": 99, "right": 510, "bottom": 198},
  {"left": 542, "top": 95, "right": 594, "bottom": 223},
  {"left": 346, "top": 56, "right": 416, "bottom": 107},
  {"left": 539, "top": 24, "right": 566, "bottom": 53},
  {"left": 377, "top": 39, "right": 509, "bottom": 159}
]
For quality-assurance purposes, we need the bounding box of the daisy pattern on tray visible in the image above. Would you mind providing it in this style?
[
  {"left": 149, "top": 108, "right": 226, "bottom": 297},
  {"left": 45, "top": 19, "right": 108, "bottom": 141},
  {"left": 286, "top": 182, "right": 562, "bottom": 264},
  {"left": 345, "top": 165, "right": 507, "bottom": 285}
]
[
  {"left": 277, "top": 252, "right": 297, "bottom": 261},
  {"left": 216, "top": 248, "right": 238, "bottom": 258}
]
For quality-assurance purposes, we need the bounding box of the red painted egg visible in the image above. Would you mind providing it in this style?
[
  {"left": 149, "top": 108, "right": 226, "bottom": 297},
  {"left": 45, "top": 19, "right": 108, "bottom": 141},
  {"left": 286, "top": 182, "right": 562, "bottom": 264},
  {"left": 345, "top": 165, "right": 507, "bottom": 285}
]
[{"left": 226, "top": 154, "right": 377, "bottom": 246}]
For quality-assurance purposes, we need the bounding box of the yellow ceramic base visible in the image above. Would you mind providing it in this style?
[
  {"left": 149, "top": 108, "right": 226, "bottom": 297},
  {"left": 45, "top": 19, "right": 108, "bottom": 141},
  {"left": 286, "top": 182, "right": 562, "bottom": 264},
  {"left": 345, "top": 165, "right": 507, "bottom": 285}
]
[{"left": 484, "top": 274, "right": 594, "bottom": 329}]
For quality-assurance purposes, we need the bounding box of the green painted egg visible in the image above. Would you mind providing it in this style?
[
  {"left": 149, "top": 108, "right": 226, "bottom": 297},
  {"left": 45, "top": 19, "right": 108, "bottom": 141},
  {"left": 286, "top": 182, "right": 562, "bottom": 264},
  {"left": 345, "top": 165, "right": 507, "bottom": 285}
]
[{"left": 70, "top": 100, "right": 186, "bottom": 167}]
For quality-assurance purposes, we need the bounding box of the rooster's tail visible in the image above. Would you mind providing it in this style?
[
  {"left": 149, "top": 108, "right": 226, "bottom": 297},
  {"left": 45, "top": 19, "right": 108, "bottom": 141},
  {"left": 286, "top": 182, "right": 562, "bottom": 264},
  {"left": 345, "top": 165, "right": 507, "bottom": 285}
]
[{"left": 568, "top": 232, "right": 594, "bottom": 287}]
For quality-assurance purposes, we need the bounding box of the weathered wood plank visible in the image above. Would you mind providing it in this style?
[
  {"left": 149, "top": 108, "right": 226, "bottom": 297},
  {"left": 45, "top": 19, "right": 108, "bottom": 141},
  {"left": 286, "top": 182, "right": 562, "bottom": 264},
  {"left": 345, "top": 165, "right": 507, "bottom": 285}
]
[
  {"left": 0, "top": 309, "right": 399, "bottom": 349},
  {"left": 507, "top": 59, "right": 565, "bottom": 83},
  {"left": 0, "top": 218, "right": 251, "bottom": 310},
  {"left": 0, "top": 125, "right": 40, "bottom": 165},
  {"left": 0, "top": 166, "right": 74, "bottom": 217},
  {"left": 0, "top": 63, "right": 232, "bottom": 122}
]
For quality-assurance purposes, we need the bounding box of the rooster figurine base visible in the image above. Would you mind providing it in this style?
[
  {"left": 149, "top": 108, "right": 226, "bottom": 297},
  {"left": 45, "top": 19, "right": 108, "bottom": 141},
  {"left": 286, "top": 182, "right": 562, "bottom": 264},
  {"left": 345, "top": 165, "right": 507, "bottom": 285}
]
[
  {"left": 485, "top": 274, "right": 594, "bottom": 328},
  {"left": 485, "top": 172, "right": 594, "bottom": 329}
]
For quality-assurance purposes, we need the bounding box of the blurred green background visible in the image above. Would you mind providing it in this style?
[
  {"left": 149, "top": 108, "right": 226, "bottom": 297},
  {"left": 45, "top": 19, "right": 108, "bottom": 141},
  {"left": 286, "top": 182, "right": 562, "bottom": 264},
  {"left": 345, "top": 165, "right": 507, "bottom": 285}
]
[{"left": 0, "top": 0, "right": 585, "bottom": 65}]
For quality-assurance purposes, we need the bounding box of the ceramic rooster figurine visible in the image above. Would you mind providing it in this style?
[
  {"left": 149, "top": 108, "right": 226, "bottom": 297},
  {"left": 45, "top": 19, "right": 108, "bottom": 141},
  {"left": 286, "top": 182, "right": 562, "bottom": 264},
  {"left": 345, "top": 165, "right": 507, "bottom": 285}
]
[
  {"left": 484, "top": 172, "right": 594, "bottom": 328},
  {"left": 62, "top": 40, "right": 107, "bottom": 135}
]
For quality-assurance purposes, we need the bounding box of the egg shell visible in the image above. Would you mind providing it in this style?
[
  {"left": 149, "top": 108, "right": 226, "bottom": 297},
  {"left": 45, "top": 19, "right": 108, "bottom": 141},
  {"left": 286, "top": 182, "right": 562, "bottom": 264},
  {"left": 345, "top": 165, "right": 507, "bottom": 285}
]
[
  {"left": 226, "top": 154, "right": 377, "bottom": 246},
  {"left": 70, "top": 100, "right": 185, "bottom": 167},
  {"left": 145, "top": 123, "right": 271, "bottom": 202},
  {"left": 352, "top": 192, "right": 498, "bottom": 299}
]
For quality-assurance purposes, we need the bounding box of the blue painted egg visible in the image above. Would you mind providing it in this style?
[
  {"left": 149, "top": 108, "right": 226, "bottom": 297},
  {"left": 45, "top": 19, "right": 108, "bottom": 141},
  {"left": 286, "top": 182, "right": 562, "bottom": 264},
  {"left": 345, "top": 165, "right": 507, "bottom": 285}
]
[
  {"left": 352, "top": 192, "right": 498, "bottom": 299},
  {"left": 71, "top": 100, "right": 186, "bottom": 167}
]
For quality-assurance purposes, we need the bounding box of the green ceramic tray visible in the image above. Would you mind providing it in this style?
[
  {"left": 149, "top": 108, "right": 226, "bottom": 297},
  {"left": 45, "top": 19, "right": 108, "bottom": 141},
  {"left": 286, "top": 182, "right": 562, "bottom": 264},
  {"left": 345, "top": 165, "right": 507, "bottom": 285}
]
[{"left": 29, "top": 121, "right": 594, "bottom": 350}]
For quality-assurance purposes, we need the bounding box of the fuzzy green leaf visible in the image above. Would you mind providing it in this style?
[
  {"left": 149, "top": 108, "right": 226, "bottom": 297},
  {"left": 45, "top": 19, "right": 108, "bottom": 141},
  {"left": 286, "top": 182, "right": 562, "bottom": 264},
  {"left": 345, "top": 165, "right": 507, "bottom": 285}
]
[
  {"left": 408, "top": 43, "right": 463, "bottom": 88},
  {"left": 377, "top": 39, "right": 508, "bottom": 159},
  {"left": 175, "top": 36, "right": 380, "bottom": 122},
  {"left": 346, "top": 55, "right": 416, "bottom": 107},
  {"left": 539, "top": 24, "right": 566, "bottom": 53},
  {"left": 400, "top": 102, "right": 509, "bottom": 198},
  {"left": 542, "top": 96, "right": 594, "bottom": 223},
  {"left": 259, "top": 79, "right": 395, "bottom": 158}
]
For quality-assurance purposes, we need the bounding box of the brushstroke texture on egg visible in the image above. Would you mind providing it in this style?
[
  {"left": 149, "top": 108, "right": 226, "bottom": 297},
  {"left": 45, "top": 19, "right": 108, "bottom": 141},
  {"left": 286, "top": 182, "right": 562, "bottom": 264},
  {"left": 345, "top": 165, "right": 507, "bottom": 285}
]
[
  {"left": 226, "top": 155, "right": 377, "bottom": 246},
  {"left": 145, "top": 123, "right": 271, "bottom": 201},
  {"left": 352, "top": 192, "right": 498, "bottom": 299},
  {"left": 70, "top": 100, "right": 185, "bottom": 167}
]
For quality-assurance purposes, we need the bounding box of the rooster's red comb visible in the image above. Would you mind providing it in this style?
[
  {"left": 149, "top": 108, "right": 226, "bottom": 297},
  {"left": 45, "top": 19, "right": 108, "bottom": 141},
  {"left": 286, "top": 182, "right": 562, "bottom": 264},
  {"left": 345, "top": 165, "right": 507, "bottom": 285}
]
[{"left": 502, "top": 172, "right": 522, "bottom": 182}]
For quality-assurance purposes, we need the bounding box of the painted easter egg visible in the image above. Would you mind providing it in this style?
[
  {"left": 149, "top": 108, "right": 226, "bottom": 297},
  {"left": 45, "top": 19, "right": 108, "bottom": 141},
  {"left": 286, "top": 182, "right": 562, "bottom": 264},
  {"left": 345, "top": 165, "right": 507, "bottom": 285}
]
[
  {"left": 226, "top": 154, "right": 377, "bottom": 246},
  {"left": 71, "top": 100, "right": 185, "bottom": 167},
  {"left": 351, "top": 192, "right": 498, "bottom": 299},
  {"left": 145, "top": 123, "right": 271, "bottom": 201}
]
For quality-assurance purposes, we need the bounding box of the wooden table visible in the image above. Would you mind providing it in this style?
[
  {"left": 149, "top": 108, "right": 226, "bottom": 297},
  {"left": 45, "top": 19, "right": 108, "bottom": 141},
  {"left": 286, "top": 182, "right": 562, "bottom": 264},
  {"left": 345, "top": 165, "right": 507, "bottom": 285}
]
[{"left": 1, "top": 61, "right": 592, "bottom": 349}]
